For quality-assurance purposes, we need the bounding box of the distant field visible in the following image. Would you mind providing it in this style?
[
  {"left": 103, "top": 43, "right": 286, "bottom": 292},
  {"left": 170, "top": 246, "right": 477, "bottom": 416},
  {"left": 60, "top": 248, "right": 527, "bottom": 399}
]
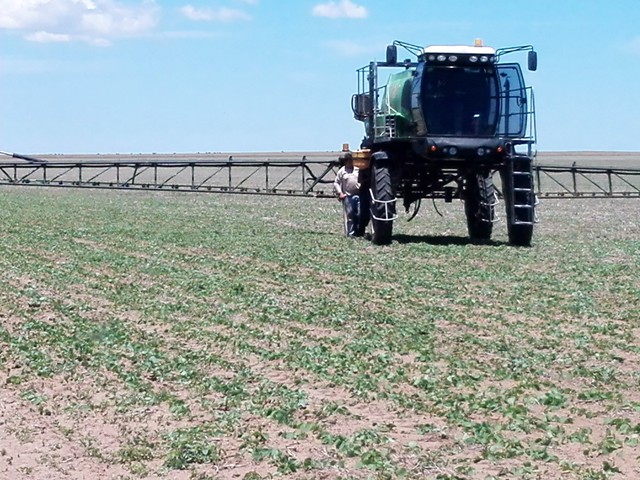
[
  {"left": 0, "top": 176, "right": 639, "bottom": 479},
  {"left": 538, "top": 152, "right": 640, "bottom": 169}
]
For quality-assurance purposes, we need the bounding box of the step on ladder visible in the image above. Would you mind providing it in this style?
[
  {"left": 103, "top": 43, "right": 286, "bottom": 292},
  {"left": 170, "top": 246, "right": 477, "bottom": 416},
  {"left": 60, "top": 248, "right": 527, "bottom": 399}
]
[{"left": 509, "top": 157, "right": 536, "bottom": 225}]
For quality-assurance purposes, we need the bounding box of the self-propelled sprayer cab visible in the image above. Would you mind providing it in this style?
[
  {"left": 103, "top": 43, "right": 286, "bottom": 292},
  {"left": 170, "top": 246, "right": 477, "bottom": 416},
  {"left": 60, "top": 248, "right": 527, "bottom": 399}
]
[{"left": 352, "top": 40, "right": 538, "bottom": 164}]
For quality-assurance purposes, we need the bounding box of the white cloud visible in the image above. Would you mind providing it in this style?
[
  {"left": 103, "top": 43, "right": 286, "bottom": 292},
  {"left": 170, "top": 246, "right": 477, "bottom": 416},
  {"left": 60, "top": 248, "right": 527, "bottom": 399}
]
[
  {"left": 180, "top": 5, "right": 251, "bottom": 22},
  {"left": 180, "top": 5, "right": 210, "bottom": 21},
  {"left": 312, "top": 0, "right": 367, "bottom": 19},
  {"left": 0, "top": 0, "right": 158, "bottom": 44},
  {"left": 24, "top": 30, "right": 72, "bottom": 43}
]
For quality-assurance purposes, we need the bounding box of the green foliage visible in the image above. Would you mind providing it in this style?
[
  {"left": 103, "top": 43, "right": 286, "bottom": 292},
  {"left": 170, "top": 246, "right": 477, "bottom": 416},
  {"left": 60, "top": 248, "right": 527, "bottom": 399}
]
[
  {"left": 0, "top": 189, "right": 639, "bottom": 478},
  {"left": 164, "top": 427, "right": 221, "bottom": 470}
]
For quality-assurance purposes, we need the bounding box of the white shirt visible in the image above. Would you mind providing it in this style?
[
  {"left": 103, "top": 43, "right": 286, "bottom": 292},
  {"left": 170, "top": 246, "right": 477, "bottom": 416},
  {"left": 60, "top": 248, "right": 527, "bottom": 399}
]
[{"left": 334, "top": 166, "right": 361, "bottom": 196}]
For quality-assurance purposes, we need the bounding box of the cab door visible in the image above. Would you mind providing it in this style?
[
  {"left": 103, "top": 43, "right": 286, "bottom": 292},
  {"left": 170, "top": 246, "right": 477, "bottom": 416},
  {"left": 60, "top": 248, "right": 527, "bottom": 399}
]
[{"left": 497, "top": 64, "right": 527, "bottom": 137}]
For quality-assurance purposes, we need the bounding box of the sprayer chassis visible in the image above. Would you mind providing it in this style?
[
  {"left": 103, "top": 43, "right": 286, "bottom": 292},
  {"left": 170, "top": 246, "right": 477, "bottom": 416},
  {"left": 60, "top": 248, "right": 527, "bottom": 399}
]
[{"left": 361, "top": 139, "right": 537, "bottom": 246}]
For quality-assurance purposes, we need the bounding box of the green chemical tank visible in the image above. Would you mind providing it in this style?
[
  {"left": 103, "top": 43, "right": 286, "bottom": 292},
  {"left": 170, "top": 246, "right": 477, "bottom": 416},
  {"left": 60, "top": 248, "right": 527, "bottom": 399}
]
[{"left": 379, "top": 69, "right": 415, "bottom": 138}]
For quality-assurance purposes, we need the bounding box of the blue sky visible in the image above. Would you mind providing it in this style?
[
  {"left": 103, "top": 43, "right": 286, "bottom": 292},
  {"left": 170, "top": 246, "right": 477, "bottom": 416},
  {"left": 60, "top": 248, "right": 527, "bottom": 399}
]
[{"left": 1, "top": 0, "right": 639, "bottom": 154}]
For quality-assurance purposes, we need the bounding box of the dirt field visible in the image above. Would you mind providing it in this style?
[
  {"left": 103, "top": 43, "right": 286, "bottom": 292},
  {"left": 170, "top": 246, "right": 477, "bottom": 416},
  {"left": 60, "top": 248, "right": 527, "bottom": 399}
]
[{"left": 0, "top": 152, "right": 639, "bottom": 479}]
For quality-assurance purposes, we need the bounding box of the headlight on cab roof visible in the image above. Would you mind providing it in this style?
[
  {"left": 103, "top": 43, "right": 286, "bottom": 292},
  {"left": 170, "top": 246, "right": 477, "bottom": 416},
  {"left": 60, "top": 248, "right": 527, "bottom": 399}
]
[{"left": 424, "top": 53, "right": 496, "bottom": 65}]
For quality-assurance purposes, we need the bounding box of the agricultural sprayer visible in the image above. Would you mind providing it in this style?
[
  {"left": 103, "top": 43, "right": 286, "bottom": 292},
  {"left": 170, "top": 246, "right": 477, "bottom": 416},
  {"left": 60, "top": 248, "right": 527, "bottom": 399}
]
[{"left": 350, "top": 40, "right": 539, "bottom": 245}]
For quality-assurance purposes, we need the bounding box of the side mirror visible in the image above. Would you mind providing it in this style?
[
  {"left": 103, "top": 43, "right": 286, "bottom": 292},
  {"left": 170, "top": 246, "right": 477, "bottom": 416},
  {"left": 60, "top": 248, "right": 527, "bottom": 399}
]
[
  {"left": 386, "top": 45, "right": 397, "bottom": 65},
  {"left": 528, "top": 50, "right": 538, "bottom": 71}
]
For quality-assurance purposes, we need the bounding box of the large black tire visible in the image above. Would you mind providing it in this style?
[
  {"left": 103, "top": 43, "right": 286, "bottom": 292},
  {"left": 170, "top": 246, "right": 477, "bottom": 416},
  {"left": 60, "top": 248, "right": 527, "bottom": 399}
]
[
  {"left": 355, "top": 167, "right": 371, "bottom": 237},
  {"left": 464, "top": 173, "right": 495, "bottom": 241},
  {"left": 501, "top": 156, "right": 534, "bottom": 247},
  {"left": 370, "top": 159, "right": 395, "bottom": 245}
]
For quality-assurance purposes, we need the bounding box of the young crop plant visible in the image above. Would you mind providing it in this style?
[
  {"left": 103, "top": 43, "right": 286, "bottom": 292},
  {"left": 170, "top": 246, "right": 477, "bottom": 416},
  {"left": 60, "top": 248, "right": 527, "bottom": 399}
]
[
  {"left": 163, "top": 427, "right": 222, "bottom": 470},
  {"left": 0, "top": 188, "right": 639, "bottom": 479}
]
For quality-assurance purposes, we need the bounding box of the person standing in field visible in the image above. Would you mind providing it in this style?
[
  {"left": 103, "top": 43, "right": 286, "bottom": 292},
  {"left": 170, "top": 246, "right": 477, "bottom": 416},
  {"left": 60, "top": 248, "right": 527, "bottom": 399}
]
[{"left": 334, "top": 152, "right": 362, "bottom": 237}]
